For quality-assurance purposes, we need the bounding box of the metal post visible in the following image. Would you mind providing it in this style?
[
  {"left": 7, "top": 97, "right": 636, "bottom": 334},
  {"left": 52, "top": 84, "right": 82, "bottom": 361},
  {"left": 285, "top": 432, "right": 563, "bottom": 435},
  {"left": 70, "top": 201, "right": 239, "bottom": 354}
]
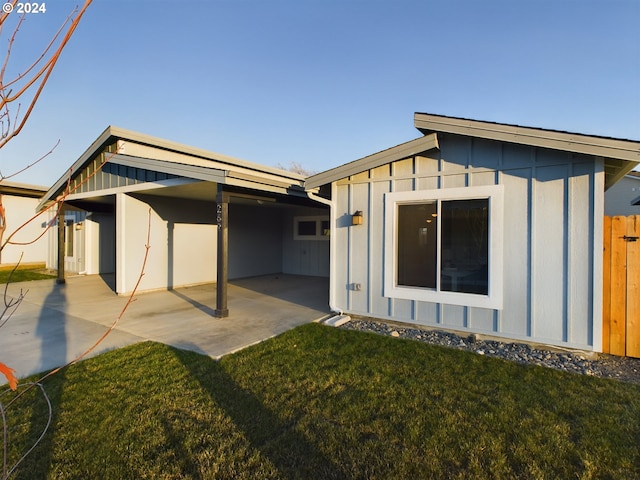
[
  {"left": 56, "top": 205, "right": 66, "bottom": 284},
  {"left": 215, "top": 190, "right": 229, "bottom": 317}
]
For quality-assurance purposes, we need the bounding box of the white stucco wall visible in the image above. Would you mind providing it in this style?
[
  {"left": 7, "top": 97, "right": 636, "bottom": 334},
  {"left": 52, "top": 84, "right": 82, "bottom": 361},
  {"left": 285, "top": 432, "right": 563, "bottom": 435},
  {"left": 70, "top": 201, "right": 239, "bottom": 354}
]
[
  {"left": 86, "top": 212, "right": 115, "bottom": 275},
  {"left": 1, "top": 195, "right": 48, "bottom": 265},
  {"left": 331, "top": 134, "right": 603, "bottom": 351},
  {"left": 116, "top": 193, "right": 217, "bottom": 294},
  {"left": 282, "top": 206, "right": 330, "bottom": 277}
]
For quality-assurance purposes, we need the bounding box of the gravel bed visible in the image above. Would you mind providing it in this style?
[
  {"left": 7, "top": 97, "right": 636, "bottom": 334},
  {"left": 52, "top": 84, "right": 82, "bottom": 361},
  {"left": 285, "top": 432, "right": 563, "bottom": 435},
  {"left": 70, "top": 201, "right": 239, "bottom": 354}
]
[{"left": 340, "top": 319, "right": 640, "bottom": 386}]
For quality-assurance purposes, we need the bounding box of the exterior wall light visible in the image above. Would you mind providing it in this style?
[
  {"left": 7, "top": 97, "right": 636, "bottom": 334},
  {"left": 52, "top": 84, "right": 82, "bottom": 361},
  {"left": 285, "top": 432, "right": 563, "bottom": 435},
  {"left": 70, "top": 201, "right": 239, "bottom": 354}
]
[{"left": 352, "top": 210, "right": 363, "bottom": 226}]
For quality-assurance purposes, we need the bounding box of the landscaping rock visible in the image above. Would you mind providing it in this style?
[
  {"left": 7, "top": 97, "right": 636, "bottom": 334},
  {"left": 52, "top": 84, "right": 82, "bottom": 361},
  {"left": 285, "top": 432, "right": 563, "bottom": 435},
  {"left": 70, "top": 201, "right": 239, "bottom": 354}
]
[{"left": 340, "top": 319, "right": 640, "bottom": 386}]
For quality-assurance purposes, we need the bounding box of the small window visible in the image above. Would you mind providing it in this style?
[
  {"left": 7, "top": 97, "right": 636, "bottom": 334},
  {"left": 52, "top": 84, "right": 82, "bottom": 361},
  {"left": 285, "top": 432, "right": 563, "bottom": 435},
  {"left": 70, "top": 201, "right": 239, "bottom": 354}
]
[
  {"left": 294, "top": 216, "right": 330, "bottom": 240},
  {"left": 385, "top": 186, "right": 503, "bottom": 309},
  {"left": 297, "top": 220, "right": 317, "bottom": 237}
]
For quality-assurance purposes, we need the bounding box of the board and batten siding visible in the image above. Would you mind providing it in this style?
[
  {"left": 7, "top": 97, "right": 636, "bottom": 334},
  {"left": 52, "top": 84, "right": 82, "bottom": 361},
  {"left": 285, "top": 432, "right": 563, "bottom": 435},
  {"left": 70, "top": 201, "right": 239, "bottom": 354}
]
[
  {"left": 282, "top": 207, "right": 330, "bottom": 277},
  {"left": 332, "top": 134, "right": 603, "bottom": 350}
]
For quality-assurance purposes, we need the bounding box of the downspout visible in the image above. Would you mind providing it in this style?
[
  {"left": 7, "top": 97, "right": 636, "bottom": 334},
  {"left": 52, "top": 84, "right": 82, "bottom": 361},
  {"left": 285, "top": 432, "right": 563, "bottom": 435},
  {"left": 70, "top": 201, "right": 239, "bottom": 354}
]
[{"left": 306, "top": 188, "right": 351, "bottom": 326}]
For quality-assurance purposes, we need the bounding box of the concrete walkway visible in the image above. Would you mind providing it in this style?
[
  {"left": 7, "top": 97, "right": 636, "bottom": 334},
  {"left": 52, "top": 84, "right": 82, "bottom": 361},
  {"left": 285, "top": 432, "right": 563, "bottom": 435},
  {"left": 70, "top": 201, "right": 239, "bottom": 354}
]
[{"left": 0, "top": 274, "right": 330, "bottom": 379}]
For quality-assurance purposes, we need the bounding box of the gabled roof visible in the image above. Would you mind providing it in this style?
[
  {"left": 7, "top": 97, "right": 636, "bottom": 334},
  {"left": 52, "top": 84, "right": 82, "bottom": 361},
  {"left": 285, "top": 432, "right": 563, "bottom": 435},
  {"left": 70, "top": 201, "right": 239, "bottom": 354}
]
[
  {"left": 306, "top": 113, "right": 640, "bottom": 191},
  {"left": 40, "top": 126, "right": 305, "bottom": 208}
]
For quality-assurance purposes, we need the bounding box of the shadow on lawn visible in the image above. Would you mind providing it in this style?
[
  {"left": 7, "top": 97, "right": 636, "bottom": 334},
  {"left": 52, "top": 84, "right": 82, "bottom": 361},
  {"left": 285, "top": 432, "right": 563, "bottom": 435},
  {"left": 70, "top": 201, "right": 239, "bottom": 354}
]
[{"left": 172, "top": 346, "right": 347, "bottom": 480}]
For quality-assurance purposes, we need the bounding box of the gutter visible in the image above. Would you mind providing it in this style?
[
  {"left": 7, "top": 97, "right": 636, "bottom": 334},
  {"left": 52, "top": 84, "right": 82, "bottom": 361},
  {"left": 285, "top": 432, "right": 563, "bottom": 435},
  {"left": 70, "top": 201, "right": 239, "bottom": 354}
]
[{"left": 305, "top": 189, "right": 351, "bottom": 327}]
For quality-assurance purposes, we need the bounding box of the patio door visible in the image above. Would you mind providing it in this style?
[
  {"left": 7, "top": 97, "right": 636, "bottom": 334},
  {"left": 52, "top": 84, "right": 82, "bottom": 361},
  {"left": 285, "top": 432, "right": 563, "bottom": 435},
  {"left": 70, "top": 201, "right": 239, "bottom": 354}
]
[{"left": 63, "top": 213, "right": 86, "bottom": 274}]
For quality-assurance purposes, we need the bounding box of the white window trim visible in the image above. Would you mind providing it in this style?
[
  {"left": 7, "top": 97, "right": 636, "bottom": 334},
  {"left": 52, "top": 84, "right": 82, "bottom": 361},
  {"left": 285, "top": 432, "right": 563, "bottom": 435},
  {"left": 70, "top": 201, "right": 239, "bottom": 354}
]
[
  {"left": 384, "top": 185, "right": 504, "bottom": 310},
  {"left": 293, "top": 215, "right": 330, "bottom": 241}
]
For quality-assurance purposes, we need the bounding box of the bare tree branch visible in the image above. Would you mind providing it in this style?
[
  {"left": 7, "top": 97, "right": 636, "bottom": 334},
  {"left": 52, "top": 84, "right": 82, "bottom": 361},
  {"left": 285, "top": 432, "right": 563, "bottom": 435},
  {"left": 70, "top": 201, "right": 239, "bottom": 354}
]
[
  {"left": 0, "top": 0, "right": 93, "bottom": 150},
  {"left": 0, "top": 138, "right": 60, "bottom": 181}
]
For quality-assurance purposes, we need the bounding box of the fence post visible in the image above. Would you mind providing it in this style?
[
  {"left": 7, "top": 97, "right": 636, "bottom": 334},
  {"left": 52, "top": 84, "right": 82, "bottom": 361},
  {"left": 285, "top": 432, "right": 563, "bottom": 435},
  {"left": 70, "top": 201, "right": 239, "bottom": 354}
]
[{"left": 603, "top": 216, "right": 611, "bottom": 354}]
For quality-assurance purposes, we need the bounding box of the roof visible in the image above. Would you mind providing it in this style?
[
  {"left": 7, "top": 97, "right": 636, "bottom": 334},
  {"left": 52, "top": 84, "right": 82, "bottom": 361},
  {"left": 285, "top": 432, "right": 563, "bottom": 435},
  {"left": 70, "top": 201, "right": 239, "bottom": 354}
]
[
  {"left": 40, "top": 126, "right": 306, "bottom": 208},
  {"left": 0, "top": 181, "right": 48, "bottom": 198},
  {"left": 305, "top": 134, "right": 439, "bottom": 189},
  {"left": 306, "top": 113, "right": 640, "bottom": 190},
  {"left": 414, "top": 113, "right": 640, "bottom": 163},
  {"left": 414, "top": 113, "right": 640, "bottom": 190}
]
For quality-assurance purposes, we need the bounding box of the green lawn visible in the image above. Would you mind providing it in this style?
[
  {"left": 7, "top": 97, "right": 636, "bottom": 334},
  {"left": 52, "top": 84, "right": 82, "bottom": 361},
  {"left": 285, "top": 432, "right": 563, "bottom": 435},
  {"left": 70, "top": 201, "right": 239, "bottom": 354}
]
[
  {"left": 0, "top": 266, "right": 55, "bottom": 284},
  {"left": 4, "top": 323, "right": 640, "bottom": 479}
]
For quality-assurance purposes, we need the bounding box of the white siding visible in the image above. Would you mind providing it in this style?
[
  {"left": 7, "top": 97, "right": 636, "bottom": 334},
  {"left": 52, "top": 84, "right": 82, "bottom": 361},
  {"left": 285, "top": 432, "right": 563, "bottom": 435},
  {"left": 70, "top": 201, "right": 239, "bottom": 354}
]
[
  {"left": 1, "top": 195, "right": 48, "bottom": 265},
  {"left": 282, "top": 206, "right": 330, "bottom": 277},
  {"left": 116, "top": 193, "right": 217, "bottom": 294},
  {"left": 333, "top": 134, "right": 601, "bottom": 351}
]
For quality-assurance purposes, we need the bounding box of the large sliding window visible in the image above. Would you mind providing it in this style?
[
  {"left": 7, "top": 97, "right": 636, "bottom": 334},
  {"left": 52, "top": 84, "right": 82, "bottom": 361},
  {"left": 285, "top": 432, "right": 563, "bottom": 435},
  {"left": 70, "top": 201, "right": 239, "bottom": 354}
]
[{"left": 385, "top": 186, "right": 503, "bottom": 309}]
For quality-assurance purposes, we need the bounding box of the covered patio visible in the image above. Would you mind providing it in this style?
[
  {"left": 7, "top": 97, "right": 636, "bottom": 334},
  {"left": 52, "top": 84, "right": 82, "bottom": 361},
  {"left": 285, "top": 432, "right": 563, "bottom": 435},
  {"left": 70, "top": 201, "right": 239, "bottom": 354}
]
[
  {"left": 2, "top": 274, "right": 330, "bottom": 379},
  {"left": 38, "top": 126, "right": 330, "bottom": 318}
]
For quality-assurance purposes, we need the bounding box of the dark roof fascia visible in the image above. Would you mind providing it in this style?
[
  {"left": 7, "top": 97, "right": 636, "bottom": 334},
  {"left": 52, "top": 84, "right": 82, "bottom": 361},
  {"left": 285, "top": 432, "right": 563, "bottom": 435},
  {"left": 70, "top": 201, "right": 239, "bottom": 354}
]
[
  {"left": 109, "top": 154, "right": 298, "bottom": 192},
  {"left": 0, "top": 181, "right": 48, "bottom": 198},
  {"left": 108, "top": 154, "right": 228, "bottom": 184}
]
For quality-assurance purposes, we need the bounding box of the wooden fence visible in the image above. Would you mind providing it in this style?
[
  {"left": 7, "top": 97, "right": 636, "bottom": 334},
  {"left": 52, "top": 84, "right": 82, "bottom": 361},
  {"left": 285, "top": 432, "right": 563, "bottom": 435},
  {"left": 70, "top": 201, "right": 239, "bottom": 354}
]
[{"left": 603, "top": 215, "right": 640, "bottom": 358}]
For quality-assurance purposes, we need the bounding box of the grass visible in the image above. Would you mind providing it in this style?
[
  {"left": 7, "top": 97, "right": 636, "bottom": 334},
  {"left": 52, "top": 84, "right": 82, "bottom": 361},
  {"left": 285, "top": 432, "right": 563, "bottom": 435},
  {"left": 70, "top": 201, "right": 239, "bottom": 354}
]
[
  {"left": 3, "top": 323, "right": 640, "bottom": 479},
  {"left": 0, "top": 264, "right": 55, "bottom": 283}
]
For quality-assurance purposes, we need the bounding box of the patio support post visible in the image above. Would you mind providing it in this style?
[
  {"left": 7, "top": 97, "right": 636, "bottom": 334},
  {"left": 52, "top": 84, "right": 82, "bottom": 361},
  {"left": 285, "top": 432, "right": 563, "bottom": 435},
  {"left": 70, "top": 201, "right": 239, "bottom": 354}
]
[
  {"left": 56, "top": 204, "right": 66, "bottom": 284},
  {"left": 215, "top": 190, "right": 229, "bottom": 317}
]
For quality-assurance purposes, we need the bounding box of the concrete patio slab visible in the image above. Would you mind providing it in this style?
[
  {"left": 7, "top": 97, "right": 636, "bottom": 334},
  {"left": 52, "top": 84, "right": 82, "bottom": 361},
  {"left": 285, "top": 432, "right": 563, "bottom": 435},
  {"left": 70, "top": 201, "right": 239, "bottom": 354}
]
[{"left": 0, "top": 274, "right": 330, "bottom": 380}]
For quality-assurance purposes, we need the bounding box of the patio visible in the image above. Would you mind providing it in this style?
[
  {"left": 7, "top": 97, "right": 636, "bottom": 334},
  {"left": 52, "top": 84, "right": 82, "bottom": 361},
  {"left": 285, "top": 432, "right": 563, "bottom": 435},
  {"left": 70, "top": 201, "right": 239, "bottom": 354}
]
[{"left": 1, "top": 274, "right": 330, "bottom": 379}]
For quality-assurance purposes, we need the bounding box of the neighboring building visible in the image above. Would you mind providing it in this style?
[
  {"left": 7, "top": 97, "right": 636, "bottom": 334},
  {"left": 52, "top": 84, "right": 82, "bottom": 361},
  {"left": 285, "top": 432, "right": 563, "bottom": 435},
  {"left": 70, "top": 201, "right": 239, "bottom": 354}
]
[
  {"left": 40, "top": 115, "right": 640, "bottom": 352},
  {"left": 306, "top": 113, "right": 639, "bottom": 352},
  {"left": 604, "top": 171, "right": 640, "bottom": 216},
  {"left": 0, "top": 181, "right": 48, "bottom": 266}
]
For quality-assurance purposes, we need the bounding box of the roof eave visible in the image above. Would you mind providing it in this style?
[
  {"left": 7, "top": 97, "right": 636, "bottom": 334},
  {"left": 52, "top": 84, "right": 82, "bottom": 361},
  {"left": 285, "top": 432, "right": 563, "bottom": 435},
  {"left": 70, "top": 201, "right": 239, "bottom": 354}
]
[
  {"left": 414, "top": 113, "right": 640, "bottom": 163},
  {"left": 38, "top": 125, "right": 117, "bottom": 210},
  {"left": 305, "top": 133, "right": 439, "bottom": 189},
  {"left": 0, "top": 181, "right": 49, "bottom": 198},
  {"left": 38, "top": 126, "right": 307, "bottom": 210}
]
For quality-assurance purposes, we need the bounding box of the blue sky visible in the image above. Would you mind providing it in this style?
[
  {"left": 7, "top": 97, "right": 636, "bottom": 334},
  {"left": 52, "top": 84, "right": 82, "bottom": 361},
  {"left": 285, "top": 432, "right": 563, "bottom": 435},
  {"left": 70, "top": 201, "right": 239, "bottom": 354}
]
[{"left": 1, "top": 0, "right": 638, "bottom": 186}]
